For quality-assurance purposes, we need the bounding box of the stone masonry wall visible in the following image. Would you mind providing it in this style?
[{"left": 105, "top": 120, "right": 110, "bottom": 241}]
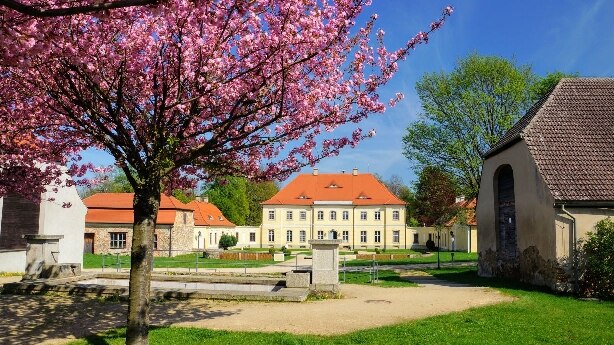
[{"left": 478, "top": 246, "right": 571, "bottom": 292}]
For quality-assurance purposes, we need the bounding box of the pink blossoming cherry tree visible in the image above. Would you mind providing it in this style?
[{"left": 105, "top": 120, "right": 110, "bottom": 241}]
[{"left": 0, "top": 1, "right": 452, "bottom": 343}]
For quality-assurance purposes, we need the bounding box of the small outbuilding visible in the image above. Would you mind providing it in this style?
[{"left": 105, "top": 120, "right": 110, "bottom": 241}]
[
  {"left": 477, "top": 78, "right": 614, "bottom": 290},
  {"left": 83, "top": 193, "right": 194, "bottom": 256},
  {"left": 0, "top": 170, "right": 86, "bottom": 272}
]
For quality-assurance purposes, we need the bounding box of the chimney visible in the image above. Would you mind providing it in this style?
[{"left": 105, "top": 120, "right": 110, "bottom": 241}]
[
  {"left": 352, "top": 168, "right": 358, "bottom": 176},
  {"left": 313, "top": 168, "right": 319, "bottom": 176},
  {"left": 455, "top": 195, "right": 465, "bottom": 203},
  {"left": 196, "top": 196, "right": 209, "bottom": 203}
]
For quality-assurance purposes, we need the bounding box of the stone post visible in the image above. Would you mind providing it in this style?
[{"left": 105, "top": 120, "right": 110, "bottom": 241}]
[{"left": 309, "top": 239, "right": 342, "bottom": 292}]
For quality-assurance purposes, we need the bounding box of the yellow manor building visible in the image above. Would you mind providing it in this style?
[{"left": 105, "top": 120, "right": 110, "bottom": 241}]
[{"left": 261, "top": 168, "right": 407, "bottom": 250}]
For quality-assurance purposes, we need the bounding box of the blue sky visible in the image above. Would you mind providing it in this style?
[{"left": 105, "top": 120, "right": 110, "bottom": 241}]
[{"left": 82, "top": 0, "right": 614, "bottom": 188}]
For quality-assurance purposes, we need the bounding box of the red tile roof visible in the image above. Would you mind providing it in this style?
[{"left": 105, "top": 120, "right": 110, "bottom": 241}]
[
  {"left": 188, "top": 200, "right": 235, "bottom": 227},
  {"left": 486, "top": 78, "right": 614, "bottom": 202},
  {"left": 83, "top": 193, "right": 192, "bottom": 225},
  {"left": 262, "top": 172, "right": 406, "bottom": 205},
  {"left": 444, "top": 198, "right": 477, "bottom": 227}
]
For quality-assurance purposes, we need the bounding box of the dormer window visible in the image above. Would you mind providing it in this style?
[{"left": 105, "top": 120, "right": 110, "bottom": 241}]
[
  {"left": 219, "top": 216, "right": 224, "bottom": 221},
  {"left": 208, "top": 215, "right": 213, "bottom": 220},
  {"left": 357, "top": 193, "right": 370, "bottom": 199},
  {"left": 297, "top": 193, "right": 310, "bottom": 199},
  {"left": 326, "top": 181, "right": 341, "bottom": 188}
]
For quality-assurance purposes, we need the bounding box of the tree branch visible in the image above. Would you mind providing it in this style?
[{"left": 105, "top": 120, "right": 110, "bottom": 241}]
[{"left": 0, "top": 0, "right": 160, "bottom": 17}]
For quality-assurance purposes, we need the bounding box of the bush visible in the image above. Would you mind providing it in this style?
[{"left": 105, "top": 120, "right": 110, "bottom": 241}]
[
  {"left": 374, "top": 248, "right": 380, "bottom": 254},
  {"left": 268, "top": 247, "right": 276, "bottom": 255},
  {"left": 577, "top": 218, "right": 614, "bottom": 300},
  {"left": 218, "top": 234, "right": 238, "bottom": 250},
  {"left": 281, "top": 246, "right": 290, "bottom": 254},
  {"left": 353, "top": 250, "right": 359, "bottom": 255},
  {"left": 426, "top": 239, "right": 436, "bottom": 251}
]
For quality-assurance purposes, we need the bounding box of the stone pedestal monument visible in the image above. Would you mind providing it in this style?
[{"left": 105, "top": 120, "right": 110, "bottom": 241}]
[
  {"left": 22, "top": 234, "right": 80, "bottom": 280},
  {"left": 309, "top": 239, "right": 341, "bottom": 292}
]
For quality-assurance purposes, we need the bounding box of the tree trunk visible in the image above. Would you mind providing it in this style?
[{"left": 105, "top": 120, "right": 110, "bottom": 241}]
[{"left": 126, "top": 182, "right": 161, "bottom": 345}]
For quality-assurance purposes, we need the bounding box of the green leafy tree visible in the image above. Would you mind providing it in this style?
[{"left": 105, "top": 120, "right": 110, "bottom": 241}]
[
  {"left": 403, "top": 54, "right": 537, "bottom": 197},
  {"left": 380, "top": 174, "right": 418, "bottom": 226},
  {"left": 170, "top": 189, "right": 195, "bottom": 204},
  {"left": 577, "top": 218, "right": 614, "bottom": 300},
  {"left": 245, "top": 180, "right": 279, "bottom": 226},
  {"left": 414, "top": 166, "right": 456, "bottom": 226},
  {"left": 205, "top": 177, "right": 249, "bottom": 226},
  {"left": 218, "top": 234, "right": 238, "bottom": 250},
  {"left": 80, "top": 169, "right": 134, "bottom": 197},
  {"left": 530, "top": 71, "right": 578, "bottom": 101}
]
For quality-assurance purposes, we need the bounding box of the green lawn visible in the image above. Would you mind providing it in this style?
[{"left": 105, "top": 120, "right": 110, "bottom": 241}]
[
  {"left": 69, "top": 266, "right": 614, "bottom": 345},
  {"left": 356, "top": 249, "right": 424, "bottom": 254},
  {"left": 345, "top": 251, "right": 478, "bottom": 266},
  {"left": 340, "top": 270, "right": 418, "bottom": 287},
  {"left": 83, "top": 253, "right": 276, "bottom": 270}
]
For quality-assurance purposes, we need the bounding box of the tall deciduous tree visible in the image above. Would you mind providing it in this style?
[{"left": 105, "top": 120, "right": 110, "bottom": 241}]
[
  {"left": 0, "top": 2, "right": 452, "bottom": 343},
  {"left": 530, "top": 71, "right": 578, "bottom": 101},
  {"left": 245, "top": 179, "right": 279, "bottom": 226},
  {"left": 380, "top": 174, "right": 417, "bottom": 226},
  {"left": 414, "top": 166, "right": 456, "bottom": 226},
  {"left": 205, "top": 177, "right": 249, "bottom": 226},
  {"left": 403, "top": 54, "right": 536, "bottom": 197}
]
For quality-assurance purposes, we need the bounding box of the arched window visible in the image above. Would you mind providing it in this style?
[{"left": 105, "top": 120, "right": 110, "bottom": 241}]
[{"left": 495, "top": 165, "right": 517, "bottom": 261}]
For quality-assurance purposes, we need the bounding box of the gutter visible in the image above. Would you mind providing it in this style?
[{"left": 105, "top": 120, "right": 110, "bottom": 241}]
[{"left": 559, "top": 204, "right": 577, "bottom": 294}]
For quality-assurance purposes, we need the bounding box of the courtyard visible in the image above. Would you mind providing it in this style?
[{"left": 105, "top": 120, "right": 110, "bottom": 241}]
[{"left": 0, "top": 269, "right": 510, "bottom": 345}]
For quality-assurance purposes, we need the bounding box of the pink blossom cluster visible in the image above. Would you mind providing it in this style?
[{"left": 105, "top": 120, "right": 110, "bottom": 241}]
[{"left": 0, "top": 1, "right": 452, "bottom": 200}]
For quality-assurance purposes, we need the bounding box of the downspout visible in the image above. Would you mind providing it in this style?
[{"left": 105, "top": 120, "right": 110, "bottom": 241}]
[
  {"left": 352, "top": 205, "right": 356, "bottom": 250},
  {"left": 383, "top": 207, "right": 387, "bottom": 250},
  {"left": 560, "top": 204, "right": 577, "bottom": 293}
]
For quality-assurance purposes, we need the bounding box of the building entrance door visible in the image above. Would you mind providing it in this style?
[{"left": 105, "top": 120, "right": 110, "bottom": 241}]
[{"left": 83, "top": 233, "right": 94, "bottom": 254}]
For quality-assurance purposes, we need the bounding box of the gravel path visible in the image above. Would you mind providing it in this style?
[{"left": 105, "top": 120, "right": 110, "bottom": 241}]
[{"left": 0, "top": 271, "right": 513, "bottom": 344}]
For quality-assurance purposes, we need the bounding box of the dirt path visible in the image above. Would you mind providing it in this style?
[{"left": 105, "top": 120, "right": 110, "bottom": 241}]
[
  {"left": 175, "top": 274, "right": 512, "bottom": 335},
  {"left": 0, "top": 272, "right": 513, "bottom": 345}
]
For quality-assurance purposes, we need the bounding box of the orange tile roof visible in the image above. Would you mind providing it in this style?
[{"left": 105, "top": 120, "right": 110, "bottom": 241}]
[
  {"left": 262, "top": 172, "right": 406, "bottom": 206},
  {"left": 444, "top": 198, "right": 477, "bottom": 227},
  {"left": 83, "top": 193, "right": 192, "bottom": 225},
  {"left": 187, "top": 200, "right": 235, "bottom": 227}
]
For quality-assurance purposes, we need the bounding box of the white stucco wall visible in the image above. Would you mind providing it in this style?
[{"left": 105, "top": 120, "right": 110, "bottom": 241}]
[
  {"left": 39, "top": 172, "right": 87, "bottom": 266},
  {"left": 0, "top": 250, "right": 26, "bottom": 272}
]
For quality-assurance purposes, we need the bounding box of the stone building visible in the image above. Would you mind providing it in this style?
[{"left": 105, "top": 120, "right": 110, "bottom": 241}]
[
  {"left": 83, "top": 193, "right": 194, "bottom": 256},
  {"left": 261, "top": 168, "right": 407, "bottom": 249},
  {"left": 0, "top": 170, "right": 86, "bottom": 272},
  {"left": 477, "top": 78, "right": 614, "bottom": 291}
]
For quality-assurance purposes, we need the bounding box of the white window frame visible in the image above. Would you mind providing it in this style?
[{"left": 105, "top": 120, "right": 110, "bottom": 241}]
[
  {"left": 317, "top": 230, "right": 324, "bottom": 240},
  {"left": 286, "top": 210, "right": 293, "bottom": 221},
  {"left": 392, "top": 210, "right": 400, "bottom": 221},
  {"left": 268, "top": 229, "right": 275, "bottom": 242},
  {"left": 268, "top": 210, "right": 275, "bottom": 220},
  {"left": 300, "top": 211, "right": 307, "bottom": 221},
  {"left": 317, "top": 211, "right": 324, "bottom": 220},
  {"left": 286, "top": 230, "right": 293, "bottom": 242},
  {"left": 393, "top": 230, "right": 400, "bottom": 243},
  {"left": 110, "top": 232, "right": 127, "bottom": 249},
  {"left": 249, "top": 232, "right": 256, "bottom": 242},
  {"left": 360, "top": 231, "right": 367, "bottom": 243},
  {"left": 374, "top": 211, "right": 381, "bottom": 221},
  {"left": 342, "top": 211, "right": 349, "bottom": 220},
  {"left": 342, "top": 230, "right": 349, "bottom": 242},
  {"left": 360, "top": 211, "right": 367, "bottom": 221},
  {"left": 330, "top": 211, "right": 337, "bottom": 220},
  {"left": 300, "top": 230, "right": 306, "bottom": 243},
  {"left": 374, "top": 230, "right": 381, "bottom": 243}
]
